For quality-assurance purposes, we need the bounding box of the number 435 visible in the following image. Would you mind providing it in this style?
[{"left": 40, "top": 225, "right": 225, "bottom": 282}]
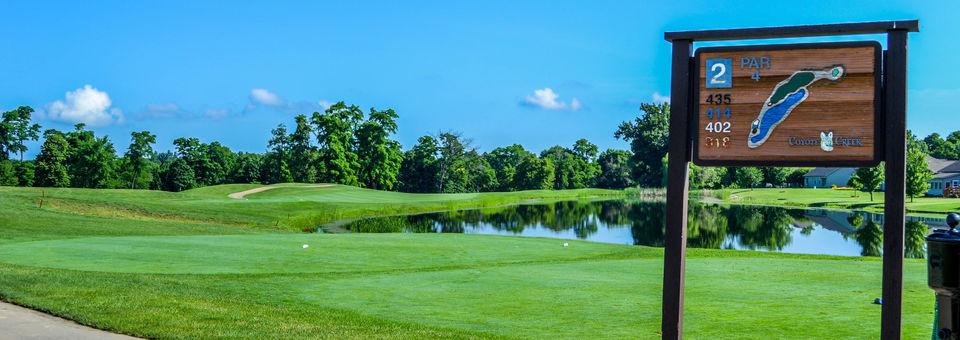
[{"left": 705, "top": 93, "right": 731, "bottom": 104}]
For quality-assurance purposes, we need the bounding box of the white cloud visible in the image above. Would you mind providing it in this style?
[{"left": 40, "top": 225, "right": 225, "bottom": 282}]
[
  {"left": 246, "top": 88, "right": 331, "bottom": 114},
  {"left": 522, "top": 88, "right": 581, "bottom": 111},
  {"left": 44, "top": 85, "right": 124, "bottom": 126},
  {"left": 570, "top": 98, "right": 582, "bottom": 111},
  {"left": 205, "top": 108, "right": 230, "bottom": 119},
  {"left": 250, "top": 88, "right": 284, "bottom": 106},
  {"left": 652, "top": 92, "right": 670, "bottom": 104},
  {"left": 138, "top": 103, "right": 182, "bottom": 119},
  {"left": 318, "top": 100, "right": 334, "bottom": 110}
]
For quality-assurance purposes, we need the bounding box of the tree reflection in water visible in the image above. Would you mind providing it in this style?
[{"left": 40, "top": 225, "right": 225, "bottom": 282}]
[
  {"left": 905, "top": 220, "right": 927, "bottom": 259},
  {"left": 337, "top": 200, "right": 933, "bottom": 257}
]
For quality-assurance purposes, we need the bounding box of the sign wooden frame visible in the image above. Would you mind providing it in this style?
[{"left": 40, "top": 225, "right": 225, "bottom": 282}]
[
  {"left": 661, "top": 20, "right": 918, "bottom": 340},
  {"left": 691, "top": 41, "right": 883, "bottom": 167}
]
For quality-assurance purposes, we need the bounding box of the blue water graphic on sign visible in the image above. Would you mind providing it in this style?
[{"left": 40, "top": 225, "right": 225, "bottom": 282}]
[{"left": 749, "top": 89, "right": 806, "bottom": 145}]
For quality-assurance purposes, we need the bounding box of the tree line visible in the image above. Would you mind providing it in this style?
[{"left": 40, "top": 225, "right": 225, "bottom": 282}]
[
  {"left": 0, "top": 103, "right": 632, "bottom": 192},
  {"left": 616, "top": 103, "right": 940, "bottom": 200},
  {"left": 616, "top": 103, "right": 810, "bottom": 189},
  {"left": 0, "top": 102, "right": 948, "bottom": 194}
]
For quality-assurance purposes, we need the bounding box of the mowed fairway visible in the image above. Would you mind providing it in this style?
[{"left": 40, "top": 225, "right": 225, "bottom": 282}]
[
  {"left": 0, "top": 184, "right": 936, "bottom": 338},
  {"left": 719, "top": 187, "right": 960, "bottom": 215}
]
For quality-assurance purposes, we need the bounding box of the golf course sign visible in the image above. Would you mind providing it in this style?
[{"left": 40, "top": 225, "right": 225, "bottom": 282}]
[{"left": 694, "top": 42, "right": 881, "bottom": 166}]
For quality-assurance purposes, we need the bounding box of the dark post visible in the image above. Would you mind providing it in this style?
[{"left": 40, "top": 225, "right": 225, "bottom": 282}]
[
  {"left": 881, "top": 29, "right": 908, "bottom": 340},
  {"left": 662, "top": 38, "right": 692, "bottom": 340}
]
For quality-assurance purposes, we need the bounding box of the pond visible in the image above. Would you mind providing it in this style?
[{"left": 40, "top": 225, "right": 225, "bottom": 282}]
[{"left": 334, "top": 200, "right": 941, "bottom": 258}]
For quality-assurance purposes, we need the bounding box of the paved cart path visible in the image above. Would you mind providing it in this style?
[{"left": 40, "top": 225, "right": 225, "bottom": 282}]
[
  {"left": 0, "top": 301, "right": 139, "bottom": 340},
  {"left": 227, "top": 184, "right": 333, "bottom": 199}
]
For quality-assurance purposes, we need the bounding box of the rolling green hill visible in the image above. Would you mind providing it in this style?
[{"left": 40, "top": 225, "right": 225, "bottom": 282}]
[{"left": 0, "top": 185, "right": 936, "bottom": 339}]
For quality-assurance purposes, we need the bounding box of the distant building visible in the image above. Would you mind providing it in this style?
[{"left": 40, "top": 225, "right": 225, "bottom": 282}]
[
  {"left": 803, "top": 156, "right": 960, "bottom": 196},
  {"left": 803, "top": 168, "right": 856, "bottom": 188},
  {"left": 926, "top": 156, "right": 960, "bottom": 196}
]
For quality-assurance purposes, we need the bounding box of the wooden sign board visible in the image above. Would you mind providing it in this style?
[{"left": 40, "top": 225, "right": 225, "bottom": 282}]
[{"left": 693, "top": 42, "right": 881, "bottom": 166}]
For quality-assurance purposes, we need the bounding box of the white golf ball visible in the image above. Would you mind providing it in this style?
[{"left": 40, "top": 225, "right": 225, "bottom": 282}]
[
  {"left": 302, "top": 244, "right": 309, "bottom": 249},
  {"left": 563, "top": 242, "right": 569, "bottom": 247}
]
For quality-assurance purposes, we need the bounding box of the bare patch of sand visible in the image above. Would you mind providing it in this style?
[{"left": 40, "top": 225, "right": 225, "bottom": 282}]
[{"left": 228, "top": 184, "right": 333, "bottom": 199}]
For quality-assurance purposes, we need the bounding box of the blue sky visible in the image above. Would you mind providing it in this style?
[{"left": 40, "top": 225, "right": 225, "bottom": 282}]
[{"left": 1, "top": 1, "right": 954, "bottom": 157}]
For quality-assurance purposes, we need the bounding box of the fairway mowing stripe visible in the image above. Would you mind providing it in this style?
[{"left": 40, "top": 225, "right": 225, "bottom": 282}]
[{"left": 0, "top": 234, "right": 648, "bottom": 276}]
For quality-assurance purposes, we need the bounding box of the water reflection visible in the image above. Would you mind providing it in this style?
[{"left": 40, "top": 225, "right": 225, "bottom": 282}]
[{"left": 337, "top": 200, "right": 939, "bottom": 257}]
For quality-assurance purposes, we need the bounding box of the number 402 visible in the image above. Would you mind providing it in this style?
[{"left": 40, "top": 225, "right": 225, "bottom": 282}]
[{"left": 705, "top": 121, "right": 730, "bottom": 133}]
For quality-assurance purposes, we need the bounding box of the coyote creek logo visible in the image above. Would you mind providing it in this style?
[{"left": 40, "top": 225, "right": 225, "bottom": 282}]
[{"left": 820, "top": 131, "right": 834, "bottom": 152}]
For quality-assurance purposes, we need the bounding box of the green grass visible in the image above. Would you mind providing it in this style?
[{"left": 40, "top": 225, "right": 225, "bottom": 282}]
[
  {"left": 716, "top": 187, "right": 960, "bottom": 215},
  {"left": 0, "top": 184, "right": 938, "bottom": 338}
]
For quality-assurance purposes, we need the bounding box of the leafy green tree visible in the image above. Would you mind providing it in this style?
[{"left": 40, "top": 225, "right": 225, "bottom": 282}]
[
  {"left": 733, "top": 167, "right": 763, "bottom": 189},
  {"left": 689, "top": 163, "right": 725, "bottom": 189},
  {"left": 572, "top": 139, "right": 599, "bottom": 162},
  {"left": 615, "top": 103, "right": 670, "bottom": 187},
  {"left": 924, "top": 133, "right": 956, "bottom": 159},
  {"left": 461, "top": 151, "right": 498, "bottom": 192},
  {"left": 230, "top": 152, "right": 263, "bottom": 184},
  {"left": 150, "top": 151, "right": 175, "bottom": 190},
  {"left": 906, "top": 142, "right": 933, "bottom": 202},
  {"left": 514, "top": 154, "right": 555, "bottom": 190},
  {"left": 34, "top": 130, "right": 71, "bottom": 187},
  {"left": 171, "top": 137, "right": 231, "bottom": 186},
  {"left": 0, "top": 160, "right": 16, "bottom": 186},
  {"left": 288, "top": 114, "right": 317, "bottom": 183},
  {"left": 123, "top": 131, "right": 157, "bottom": 189},
  {"left": 203, "top": 142, "right": 234, "bottom": 185},
  {"left": 65, "top": 124, "right": 116, "bottom": 188},
  {"left": 850, "top": 164, "right": 885, "bottom": 201},
  {"left": 786, "top": 168, "right": 810, "bottom": 187},
  {"left": 596, "top": 149, "right": 634, "bottom": 189},
  {"left": 398, "top": 135, "right": 440, "bottom": 193},
  {"left": 541, "top": 146, "right": 576, "bottom": 189},
  {"left": 442, "top": 150, "right": 497, "bottom": 193},
  {"left": 760, "top": 167, "right": 790, "bottom": 187},
  {"left": 485, "top": 144, "right": 532, "bottom": 191},
  {"left": 436, "top": 132, "right": 468, "bottom": 193},
  {"left": 0, "top": 106, "right": 41, "bottom": 161},
  {"left": 573, "top": 139, "right": 601, "bottom": 187},
  {"left": 356, "top": 108, "right": 402, "bottom": 190},
  {"left": 947, "top": 131, "right": 960, "bottom": 153},
  {"left": 163, "top": 158, "right": 196, "bottom": 192},
  {"left": 15, "top": 161, "right": 34, "bottom": 186},
  {"left": 312, "top": 101, "right": 363, "bottom": 185},
  {"left": 172, "top": 137, "right": 202, "bottom": 184},
  {"left": 540, "top": 145, "right": 595, "bottom": 189},
  {"left": 262, "top": 124, "right": 293, "bottom": 184}
]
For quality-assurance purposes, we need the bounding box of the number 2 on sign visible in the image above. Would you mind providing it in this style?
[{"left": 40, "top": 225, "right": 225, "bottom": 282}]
[{"left": 705, "top": 121, "right": 731, "bottom": 133}]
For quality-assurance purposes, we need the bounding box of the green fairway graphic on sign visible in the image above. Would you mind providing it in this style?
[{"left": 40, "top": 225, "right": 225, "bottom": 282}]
[{"left": 747, "top": 65, "right": 845, "bottom": 148}]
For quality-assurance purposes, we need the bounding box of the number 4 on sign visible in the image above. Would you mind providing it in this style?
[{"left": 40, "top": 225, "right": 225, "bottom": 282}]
[{"left": 751, "top": 70, "right": 761, "bottom": 81}]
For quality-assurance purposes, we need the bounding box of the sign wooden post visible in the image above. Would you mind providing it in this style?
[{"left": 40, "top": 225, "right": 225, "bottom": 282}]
[
  {"left": 661, "top": 21, "right": 918, "bottom": 339},
  {"left": 882, "top": 28, "right": 909, "bottom": 339},
  {"left": 661, "top": 38, "right": 692, "bottom": 339}
]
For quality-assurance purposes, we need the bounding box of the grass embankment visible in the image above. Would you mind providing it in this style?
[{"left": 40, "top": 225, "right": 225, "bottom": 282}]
[
  {"left": 0, "top": 184, "right": 624, "bottom": 240},
  {"left": 715, "top": 187, "right": 960, "bottom": 215},
  {"left": 0, "top": 184, "right": 936, "bottom": 338}
]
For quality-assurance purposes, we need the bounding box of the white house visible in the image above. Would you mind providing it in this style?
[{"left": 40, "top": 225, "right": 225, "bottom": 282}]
[
  {"left": 804, "top": 156, "right": 960, "bottom": 196},
  {"left": 803, "top": 168, "right": 856, "bottom": 188},
  {"left": 926, "top": 156, "right": 960, "bottom": 196}
]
